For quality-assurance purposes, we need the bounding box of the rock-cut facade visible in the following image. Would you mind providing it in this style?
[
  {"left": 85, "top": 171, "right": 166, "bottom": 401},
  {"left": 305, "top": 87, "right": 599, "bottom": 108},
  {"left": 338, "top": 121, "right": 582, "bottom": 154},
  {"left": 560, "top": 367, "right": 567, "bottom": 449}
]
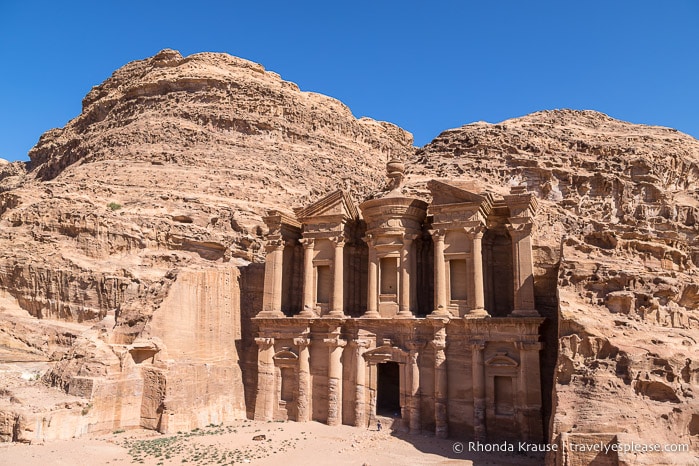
[{"left": 253, "top": 160, "right": 545, "bottom": 442}]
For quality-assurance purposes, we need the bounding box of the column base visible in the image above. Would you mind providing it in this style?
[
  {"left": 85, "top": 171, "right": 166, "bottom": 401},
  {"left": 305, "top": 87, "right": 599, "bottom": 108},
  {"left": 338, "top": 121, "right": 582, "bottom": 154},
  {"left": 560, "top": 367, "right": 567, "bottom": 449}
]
[
  {"left": 297, "top": 306, "right": 318, "bottom": 318},
  {"left": 509, "top": 309, "right": 540, "bottom": 317},
  {"left": 396, "top": 310, "right": 414, "bottom": 319},
  {"left": 463, "top": 308, "right": 490, "bottom": 319},
  {"left": 326, "top": 311, "right": 347, "bottom": 318},
  {"left": 428, "top": 305, "right": 451, "bottom": 319},
  {"left": 361, "top": 311, "right": 381, "bottom": 319}
]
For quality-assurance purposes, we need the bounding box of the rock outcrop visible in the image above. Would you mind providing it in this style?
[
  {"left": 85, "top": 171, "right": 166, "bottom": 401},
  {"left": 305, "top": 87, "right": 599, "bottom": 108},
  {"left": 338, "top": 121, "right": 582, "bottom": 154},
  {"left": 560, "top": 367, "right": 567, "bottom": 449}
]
[
  {"left": 409, "top": 109, "right": 699, "bottom": 464},
  {"left": 1, "top": 48, "right": 697, "bottom": 464},
  {"left": 0, "top": 49, "right": 412, "bottom": 441}
]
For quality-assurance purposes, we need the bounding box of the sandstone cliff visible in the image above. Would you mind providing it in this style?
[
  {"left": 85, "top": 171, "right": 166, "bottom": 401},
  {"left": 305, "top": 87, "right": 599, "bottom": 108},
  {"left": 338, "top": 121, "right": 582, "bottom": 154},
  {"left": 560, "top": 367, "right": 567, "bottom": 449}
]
[
  {"left": 408, "top": 110, "right": 699, "bottom": 464},
  {"left": 1, "top": 48, "right": 697, "bottom": 464},
  {"left": 0, "top": 49, "right": 412, "bottom": 441}
]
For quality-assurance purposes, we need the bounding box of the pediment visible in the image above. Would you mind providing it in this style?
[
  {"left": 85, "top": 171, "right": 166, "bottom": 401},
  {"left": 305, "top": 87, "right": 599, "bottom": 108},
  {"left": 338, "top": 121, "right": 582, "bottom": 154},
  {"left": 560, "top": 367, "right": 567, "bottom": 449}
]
[
  {"left": 428, "top": 180, "right": 487, "bottom": 205},
  {"left": 294, "top": 190, "right": 358, "bottom": 222},
  {"left": 485, "top": 352, "right": 519, "bottom": 367},
  {"left": 273, "top": 349, "right": 298, "bottom": 362},
  {"left": 363, "top": 345, "right": 408, "bottom": 364}
]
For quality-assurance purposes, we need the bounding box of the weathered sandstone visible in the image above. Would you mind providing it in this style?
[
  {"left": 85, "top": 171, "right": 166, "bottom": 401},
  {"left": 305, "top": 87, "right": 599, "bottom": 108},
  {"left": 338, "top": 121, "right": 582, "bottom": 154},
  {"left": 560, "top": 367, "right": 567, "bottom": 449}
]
[
  {"left": 0, "top": 49, "right": 697, "bottom": 465},
  {"left": 0, "top": 49, "right": 412, "bottom": 441},
  {"left": 409, "top": 110, "right": 699, "bottom": 464}
]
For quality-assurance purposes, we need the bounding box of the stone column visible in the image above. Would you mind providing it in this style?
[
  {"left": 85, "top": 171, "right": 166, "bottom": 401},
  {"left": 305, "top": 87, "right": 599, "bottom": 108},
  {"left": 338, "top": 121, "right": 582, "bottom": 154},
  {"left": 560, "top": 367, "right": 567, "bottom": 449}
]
[
  {"left": 329, "top": 236, "right": 346, "bottom": 318},
  {"left": 294, "top": 337, "right": 311, "bottom": 422},
  {"left": 260, "top": 240, "right": 285, "bottom": 317},
  {"left": 410, "top": 235, "right": 419, "bottom": 314},
  {"left": 325, "top": 336, "right": 347, "bottom": 425},
  {"left": 432, "top": 332, "right": 448, "bottom": 438},
  {"left": 465, "top": 225, "right": 488, "bottom": 318},
  {"left": 507, "top": 221, "right": 539, "bottom": 317},
  {"left": 398, "top": 234, "right": 415, "bottom": 318},
  {"left": 364, "top": 235, "right": 380, "bottom": 318},
  {"left": 471, "top": 341, "right": 486, "bottom": 441},
  {"left": 407, "top": 344, "right": 421, "bottom": 433},
  {"left": 254, "top": 337, "right": 275, "bottom": 421},
  {"left": 429, "top": 229, "right": 449, "bottom": 317},
  {"left": 299, "top": 239, "right": 317, "bottom": 317},
  {"left": 353, "top": 340, "right": 369, "bottom": 427},
  {"left": 369, "top": 364, "right": 377, "bottom": 423},
  {"left": 515, "top": 341, "right": 544, "bottom": 442}
]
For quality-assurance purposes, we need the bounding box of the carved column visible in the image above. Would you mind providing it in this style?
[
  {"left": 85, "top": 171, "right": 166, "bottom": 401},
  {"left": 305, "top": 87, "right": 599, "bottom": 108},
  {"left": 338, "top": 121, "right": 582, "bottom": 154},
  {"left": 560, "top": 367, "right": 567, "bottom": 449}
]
[
  {"left": 369, "top": 364, "right": 377, "bottom": 423},
  {"left": 254, "top": 337, "right": 275, "bottom": 421},
  {"left": 325, "top": 336, "right": 347, "bottom": 425},
  {"left": 515, "top": 341, "right": 544, "bottom": 442},
  {"left": 507, "top": 221, "right": 539, "bottom": 316},
  {"left": 407, "top": 343, "right": 421, "bottom": 433},
  {"left": 329, "top": 236, "right": 346, "bottom": 318},
  {"left": 260, "top": 240, "right": 285, "bottom": 317},
  {"left": 465, "top": 225, "right": 488, "bottom": 318},
  {"left": 410, "top": 235, "right": 419, "bottom": 314},
  {"left": 299, "top": 239, "right": 317, "bottom": 317},
  {"left": 432, "top": 331, "right": 448, "bottom": 438},
  {"left": 364, "top": 235, "right": 380, "bottom": 318},
  {"left": 294, "top": 337, "right": 311, "bottom": 422},
  {"left": 398, "top": 234, "right": 415, "bottom": 318},
  {"left": 429, "top": 229, "right": 449, "bottom": 317},
  {"left": 353, "top": 340, "right": 369, "bottom": 427},
  {"left": 471, "top": 341, "right": 486, "bottom": 441}
]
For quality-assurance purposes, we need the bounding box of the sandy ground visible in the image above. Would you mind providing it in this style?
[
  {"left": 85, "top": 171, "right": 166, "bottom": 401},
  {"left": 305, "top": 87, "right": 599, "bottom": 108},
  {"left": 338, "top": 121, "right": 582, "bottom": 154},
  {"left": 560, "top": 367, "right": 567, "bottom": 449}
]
[{"left": 0, "top": 416, "right": 545, "bottom": 466}]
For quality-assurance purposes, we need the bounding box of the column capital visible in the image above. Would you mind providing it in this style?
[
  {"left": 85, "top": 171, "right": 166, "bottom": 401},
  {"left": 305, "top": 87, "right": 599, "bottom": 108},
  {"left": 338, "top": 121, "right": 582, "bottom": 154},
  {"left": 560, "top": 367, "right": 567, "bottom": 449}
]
[
  {"left": 429, "top": 228, "right": 446, "bottom": 240},
  {"left": 515, "top": 341, "right": 543, "bottom": 351},
  {"left": 255, "top": 337, "right": 274, "bottom": 347},
  {"left": 402, "top": 232, "right": 418, "bottom": 243},
  {"left": 322, "top": 337, "right": 347, "bottom": 348},
  {"left": 293, "top": 337, "right": 311, "bottom": 349},
  {"left": 506, "top": 220, "right": 534, "bottom": 237},
  {"left": 330, "top": 235, "right": 346, "bottom": 247},
  {"left": 349, "top": 339, "right": 372, "bottom": 349},
  {"left": 470, "top": 340, "right": 486, "bottom": 352},
  {"left": 264, "top": 239, "right": 285, "bottom": 252},
  {"left": 463, "top": 223, "right": 486, "bottom": 238},
  {"left": 300, "top": 237, "right": 315, "bottom": 249}
]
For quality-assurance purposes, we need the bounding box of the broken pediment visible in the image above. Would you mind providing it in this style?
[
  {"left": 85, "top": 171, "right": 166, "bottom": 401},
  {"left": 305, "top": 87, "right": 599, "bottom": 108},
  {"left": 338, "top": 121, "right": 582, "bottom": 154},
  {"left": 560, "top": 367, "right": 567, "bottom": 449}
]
[
  {"left": 428, "top": 180, "right": 492, "bottom": 206},
  {"left": 263, "top": 209, "right": 302, "bottom": 238},
  {"left": 294, "top": 190, "right": 359, "bottom": 223}
]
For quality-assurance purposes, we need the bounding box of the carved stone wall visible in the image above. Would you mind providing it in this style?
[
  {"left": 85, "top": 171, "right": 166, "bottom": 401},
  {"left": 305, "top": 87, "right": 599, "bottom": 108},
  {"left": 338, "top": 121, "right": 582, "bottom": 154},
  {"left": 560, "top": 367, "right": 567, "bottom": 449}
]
[{"left": 251, "top": 173, "right": 545, "bottom": 442}]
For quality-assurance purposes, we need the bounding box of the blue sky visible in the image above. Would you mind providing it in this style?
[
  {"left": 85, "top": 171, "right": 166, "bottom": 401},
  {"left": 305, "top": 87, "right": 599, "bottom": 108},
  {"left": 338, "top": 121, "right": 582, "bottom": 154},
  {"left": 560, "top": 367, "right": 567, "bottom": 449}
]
[{"left": 1, "top": 1, "right": 697, "bottom": 162}]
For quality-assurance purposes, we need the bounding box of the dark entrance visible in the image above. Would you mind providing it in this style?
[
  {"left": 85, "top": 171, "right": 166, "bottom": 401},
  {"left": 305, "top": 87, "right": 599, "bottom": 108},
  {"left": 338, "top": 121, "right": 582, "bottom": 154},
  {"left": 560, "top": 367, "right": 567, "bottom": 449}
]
[{"left": 377, "top": 361, "right": 401, "bottom": 415}]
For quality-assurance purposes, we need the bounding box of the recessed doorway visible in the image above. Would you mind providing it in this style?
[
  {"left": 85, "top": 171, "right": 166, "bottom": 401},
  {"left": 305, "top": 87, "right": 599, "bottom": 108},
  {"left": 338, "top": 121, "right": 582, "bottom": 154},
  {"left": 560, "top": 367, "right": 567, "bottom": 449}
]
[{"left": 377, "top": 361, "right": 401, "bottom": 415}]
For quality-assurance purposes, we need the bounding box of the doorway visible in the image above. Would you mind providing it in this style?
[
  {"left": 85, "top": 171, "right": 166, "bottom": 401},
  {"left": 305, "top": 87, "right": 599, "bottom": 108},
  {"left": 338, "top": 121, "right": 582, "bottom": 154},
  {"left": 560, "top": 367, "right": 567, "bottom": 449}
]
[{"left": 377, "top": 362, "right": 401, "bottom": 415}]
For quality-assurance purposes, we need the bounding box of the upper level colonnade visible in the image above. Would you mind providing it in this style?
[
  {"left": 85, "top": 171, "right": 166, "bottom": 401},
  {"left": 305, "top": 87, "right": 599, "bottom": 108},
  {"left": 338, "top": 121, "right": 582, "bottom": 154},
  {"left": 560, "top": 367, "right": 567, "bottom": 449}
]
[{"left": 256, "top": 161, "right": 540, "bottom": 321}]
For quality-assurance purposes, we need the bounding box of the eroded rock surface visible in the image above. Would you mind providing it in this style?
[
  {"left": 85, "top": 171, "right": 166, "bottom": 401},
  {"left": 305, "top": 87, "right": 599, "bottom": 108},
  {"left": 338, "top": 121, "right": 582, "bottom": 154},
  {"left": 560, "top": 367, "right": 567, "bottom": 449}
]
[
  {"left": 0, "top": 49, "right": 411, "bottom": 440},
  {"left": 1, "top": 48, "right": 697, "bottom": 464},
  {"left": 409, "top": 110, "right": 699, "bottom": 464}
]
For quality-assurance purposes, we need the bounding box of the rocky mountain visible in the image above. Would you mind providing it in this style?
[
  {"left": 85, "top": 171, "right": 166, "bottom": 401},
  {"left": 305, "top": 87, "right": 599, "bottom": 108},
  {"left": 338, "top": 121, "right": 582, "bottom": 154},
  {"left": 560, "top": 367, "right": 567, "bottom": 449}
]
[
  {"left": 407, "top": 109, "right": 699, "bottom": 464},
  {"left": 0, "top": 49, "right": 411, "bottom": 440},
  {"left": 0, "top": 49, "right": 697, "bottom": 464}
]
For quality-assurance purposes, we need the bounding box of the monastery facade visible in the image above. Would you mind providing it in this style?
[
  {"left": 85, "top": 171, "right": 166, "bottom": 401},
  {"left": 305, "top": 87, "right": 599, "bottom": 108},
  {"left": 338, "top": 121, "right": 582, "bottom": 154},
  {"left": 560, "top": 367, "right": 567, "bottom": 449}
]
[{"left": 252, "top": 160, "right": 544, "bottom": 442}]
